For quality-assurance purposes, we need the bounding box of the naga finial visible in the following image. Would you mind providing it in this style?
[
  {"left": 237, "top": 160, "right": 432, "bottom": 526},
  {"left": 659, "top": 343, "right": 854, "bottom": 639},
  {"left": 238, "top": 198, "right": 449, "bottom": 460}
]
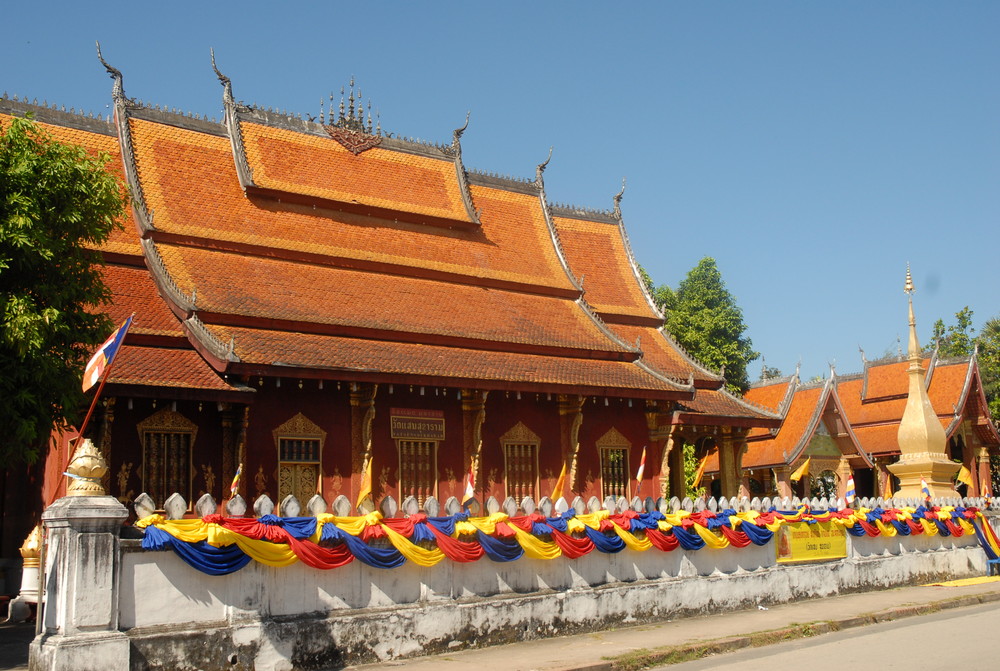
[
  {"left": 613, "top": 177, "right": 627, "bottom": 219},
  {"left": 96, "top": 41, "right": 125, "bottom": 102},
  {"left": 210, "top": 48, "right": 235, "bottom": 105},
  {"left": 453, "top": 111, "right": 471, "bottom": 147},
  {"left": 535, "top": 146, "right": 553, "bottom": 184}
]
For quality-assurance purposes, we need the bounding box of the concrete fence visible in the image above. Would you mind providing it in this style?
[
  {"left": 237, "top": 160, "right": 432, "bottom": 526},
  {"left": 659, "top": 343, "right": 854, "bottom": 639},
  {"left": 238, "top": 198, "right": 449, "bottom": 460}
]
[{"left": 28, "top": 491, "right": 999, "bottom": 671}]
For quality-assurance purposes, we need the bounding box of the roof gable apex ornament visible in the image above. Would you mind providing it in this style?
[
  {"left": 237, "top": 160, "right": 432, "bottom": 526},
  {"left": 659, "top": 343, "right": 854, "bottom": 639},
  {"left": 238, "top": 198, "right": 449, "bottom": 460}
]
[
  {"left": 535, "top": 146, "right": 553, "bottom": 186},
  {"left": 210, "top": 47, "right": 235, "bottom": 106},
  {"left": 452, "top": 111, "right": 471, "bottom": 149},
  {"left": 96, "top": 42, "right": 129, "bottom": 106},
  {"left": 613, "top": 177, "right": 626, "bottom": 220}
]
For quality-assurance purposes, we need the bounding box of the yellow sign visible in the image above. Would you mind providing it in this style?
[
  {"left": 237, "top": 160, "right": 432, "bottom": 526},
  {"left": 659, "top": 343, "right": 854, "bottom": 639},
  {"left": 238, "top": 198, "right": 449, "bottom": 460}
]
[
  {"left": 390, "top": 408, "right": 445, "bottom": 440},
  {"left": 775, "top": 521, "right": 847, "bottom": 564}
]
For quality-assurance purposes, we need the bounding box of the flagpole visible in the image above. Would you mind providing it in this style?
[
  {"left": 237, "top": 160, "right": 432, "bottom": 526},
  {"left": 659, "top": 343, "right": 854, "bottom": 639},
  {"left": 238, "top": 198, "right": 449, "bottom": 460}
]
[{"left": 73, "top": 314, "right": 134, "bottom": 450}]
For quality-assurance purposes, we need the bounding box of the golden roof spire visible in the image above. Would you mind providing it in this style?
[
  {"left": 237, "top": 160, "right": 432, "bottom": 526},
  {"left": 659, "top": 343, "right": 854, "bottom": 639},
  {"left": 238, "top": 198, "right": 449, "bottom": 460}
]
[{"left": 904, "top": 263, "right": 920, "bottom": 363}]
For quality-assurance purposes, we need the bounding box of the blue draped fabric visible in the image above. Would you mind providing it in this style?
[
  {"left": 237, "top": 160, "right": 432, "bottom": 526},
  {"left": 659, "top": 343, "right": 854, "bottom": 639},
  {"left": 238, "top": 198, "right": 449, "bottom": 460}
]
[
  {"left": 845, "top": 523, "right": 867, "bottom": 537},
  {"left": 427, "top": 515, "right": 459, "bottom": 537},
  {"left": 409, "top": 522, "right": 436, "bottom": 543},
  {"left": 671, "top": 526, "right": 706, "bottom": 551},
  {"left": 738, "top": 521, "right": 773, "bottom": 546},
  {"left": 631, "top": 513, "right": 661, "bottom": 531},
  {"left": 584, "top": 526, "right": 626, "bottom": 553},
  {"left": 258, "top": 515, "right": 317, "bottom": 539},
  {"left": 973, "top": 521, "right": 1000, "bottom": 560},
  {"left": 339, "top": 532, "right": 407, "bottom": 569},
  {"left": 142, "top": 526, "right": 251, "bottom": 575},
  {"left": 545, "top": 515, "right": 571, "bottom": 534},
  {"left": 531, "top": 521, "right": 552, "bottom": 535},
  {"left": 476, "top": 531, "right": 524, "bottom": 562},
  {"left": 934, "top": 520, "right": 952, "bottom": 536},
  {"left": 889, "top": 519, "right": 912, "bottom": 535}
]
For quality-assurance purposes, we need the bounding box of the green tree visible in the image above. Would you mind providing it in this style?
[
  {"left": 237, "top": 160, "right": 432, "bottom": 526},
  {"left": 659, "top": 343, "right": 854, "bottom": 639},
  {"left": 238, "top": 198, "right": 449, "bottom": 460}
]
[
  {"left": 663, "top": 257, "right": 759, "bottom": 393},
  {"left": 638, "top": 265, "right": 675, "bottom": 314},
  {"left": 1, "top": 116, "right": 126, "bottom": 463},
  {"left": 978, "top": 316, "right": 1000, "bottom": 421},
  {"left": 932, "top": 306, "right": 976, "bottom": 358},
  {"left": 682, "top": 440, "right": 705, "bottom": 498}
]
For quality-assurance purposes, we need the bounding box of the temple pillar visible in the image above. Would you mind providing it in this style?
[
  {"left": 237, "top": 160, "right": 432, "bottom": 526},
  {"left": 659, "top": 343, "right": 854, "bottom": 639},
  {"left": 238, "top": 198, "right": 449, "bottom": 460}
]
[
  {"left": 30, "top": 440, "right": 130, "bottom": 671},
  {"left": 836, "top": 456, "right": 853, "bottom": 501},
  {"left": 978, "top": 447, "right": 992, "bottom": 497},
  {"left": 774, "top": 466, "right": 792, "bottom": 500},
  {"left": 350, "top": 383, "right": 377, "bottom": 509},
  {"left": 557, "top": 395, "right": 585, "bottom": 499},
  {"left": 735, "top": 432, "right": 750, "bottom": 499},
  {"left": 461, "top": 390, "right": 488, "bottom": 504},
  {"left": 718, "top": 428, "right": 738, "bottom": 499}
]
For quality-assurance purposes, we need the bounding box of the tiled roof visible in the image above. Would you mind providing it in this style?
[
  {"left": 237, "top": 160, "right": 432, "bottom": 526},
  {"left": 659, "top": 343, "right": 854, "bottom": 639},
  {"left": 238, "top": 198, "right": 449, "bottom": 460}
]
[
  {"left": 861, "top": 358, "right": 927, "bottom": 399},
  {"left": 240, "top": 121, "right": 474, "bottom": 226},
  {"left": 0, "top": 111, "right": 141, "bottom": 257},
  {"left": 550, "top": 215, "right": 653, "bottom": 320},
  {"left": 210, "top": 325, "right": 689, "bottom": 395},
  {"left": 99, "top": 264, "right": 183, "bottom": 337},
  {"left": 742, "top": 385, "right": 826, "bottom": 468},
  {"left": 109, "top": 345, "right": 247, "bottom": 393},
  {"left": 127, "top": 118, "right": 576, "bottom": 292},
  {"left": 675, "top": 388, "right": 780, "bottom": 423},
  {"left": 152, "top": 242, "right": 632, "bottom": 354},
  {"left": 611, "top": 324, "right": 722, "bottom": 384}
]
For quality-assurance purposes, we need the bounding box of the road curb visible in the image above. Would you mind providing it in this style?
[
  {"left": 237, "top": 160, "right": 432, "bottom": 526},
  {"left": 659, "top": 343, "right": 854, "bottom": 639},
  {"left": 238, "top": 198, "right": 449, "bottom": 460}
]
[{"left": 585, "top": 590, "right": 1000, "bottom": 671}]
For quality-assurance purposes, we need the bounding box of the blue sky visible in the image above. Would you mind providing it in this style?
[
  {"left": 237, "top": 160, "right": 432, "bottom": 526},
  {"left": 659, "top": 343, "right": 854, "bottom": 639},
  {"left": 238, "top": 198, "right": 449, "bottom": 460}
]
[{"left": 6, "top": 2, "right": 998, "bottom": 382}]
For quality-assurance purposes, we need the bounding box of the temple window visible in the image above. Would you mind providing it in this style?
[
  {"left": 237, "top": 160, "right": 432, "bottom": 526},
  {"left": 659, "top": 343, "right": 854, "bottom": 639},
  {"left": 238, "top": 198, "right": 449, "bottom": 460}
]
[
  {"left": 596, "top": 427, "right": 632, "bottom": 501},
  {"left": 398, "top": 440, "right": 437, "bottom": 506},
  {"left": 499, "top": 422, "right": 542, "bottom": 501},
  {"left": 273, "top": 413, "right": 326, "bottom": 506},
  {"left": 136, "top": 408, "right": 198, "bottom": 507}
]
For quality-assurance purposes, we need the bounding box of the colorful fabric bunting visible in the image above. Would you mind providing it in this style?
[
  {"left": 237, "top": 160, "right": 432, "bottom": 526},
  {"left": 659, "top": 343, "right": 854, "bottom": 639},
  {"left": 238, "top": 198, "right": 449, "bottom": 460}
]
[{"left": 135, "top": 501, "right": 997, "bottom": 578}]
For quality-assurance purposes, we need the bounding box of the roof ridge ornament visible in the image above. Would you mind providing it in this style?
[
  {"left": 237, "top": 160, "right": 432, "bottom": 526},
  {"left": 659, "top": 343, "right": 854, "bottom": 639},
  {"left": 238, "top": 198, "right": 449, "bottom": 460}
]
[
  {"left": 210, "top": 48, "right": 234, "bottom": 106},
  {"left": 613, "top": 177, "right": 626, "bottom": 220},
  {"left": 325, "top": 77, "right": 382, "bottom": 155},
  {"left": 96, "top": 42, "right": 127, "bottom": 105},
  {"left": 535, "top": 147, "right": 553, "bottom": 185},
  {"left": 452, "top": 111, "right": 471, "bottom": 148}
]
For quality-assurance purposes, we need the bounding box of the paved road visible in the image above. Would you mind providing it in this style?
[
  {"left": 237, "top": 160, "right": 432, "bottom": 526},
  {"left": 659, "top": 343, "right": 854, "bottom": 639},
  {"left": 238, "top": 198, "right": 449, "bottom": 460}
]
[{"left": 666, "top": 601, "right": 1000, "bottom": 670}]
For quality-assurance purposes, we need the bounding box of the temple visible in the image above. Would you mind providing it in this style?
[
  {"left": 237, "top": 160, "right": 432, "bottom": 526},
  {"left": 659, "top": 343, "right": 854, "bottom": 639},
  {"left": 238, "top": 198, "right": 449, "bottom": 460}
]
[{"left": 1, "top": 53, "right": 783, "bottom": 565}]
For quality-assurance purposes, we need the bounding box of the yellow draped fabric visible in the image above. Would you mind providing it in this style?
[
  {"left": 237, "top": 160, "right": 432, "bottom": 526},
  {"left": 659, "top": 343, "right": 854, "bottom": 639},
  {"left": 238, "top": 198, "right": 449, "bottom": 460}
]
[{"left": 379, "top": 524, "right": 446, "bottom": 567}]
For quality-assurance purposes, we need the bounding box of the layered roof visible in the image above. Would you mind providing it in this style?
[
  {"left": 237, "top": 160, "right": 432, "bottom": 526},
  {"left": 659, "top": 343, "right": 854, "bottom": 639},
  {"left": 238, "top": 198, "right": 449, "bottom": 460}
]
[
  {"left": 549, "top": 204, "right": 779, "bottom": 427},
  {"left": 837, "top": 353, "right": 1000, "bottom": 456},
  {"left": 73, "top": 56, "right": 697, "bottom": 400},
  {"left": 1, "top": 101, "right": 250, "bottom": 402}
]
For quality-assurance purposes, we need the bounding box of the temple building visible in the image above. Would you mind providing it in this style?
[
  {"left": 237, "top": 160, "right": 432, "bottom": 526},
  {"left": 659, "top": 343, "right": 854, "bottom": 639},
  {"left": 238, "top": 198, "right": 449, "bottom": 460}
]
[
  {"left": 703, "top": 349, "right": 999, "bottom": 500},
  {"left": 1, "top": 54, "right": 783, "bottom": 567}
]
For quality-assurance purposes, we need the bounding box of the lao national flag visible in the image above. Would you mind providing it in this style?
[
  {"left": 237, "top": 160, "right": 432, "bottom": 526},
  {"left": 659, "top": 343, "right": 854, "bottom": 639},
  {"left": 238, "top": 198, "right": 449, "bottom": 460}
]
[{"left": 82, "top": 316, "right": 132, "bottom": 392}]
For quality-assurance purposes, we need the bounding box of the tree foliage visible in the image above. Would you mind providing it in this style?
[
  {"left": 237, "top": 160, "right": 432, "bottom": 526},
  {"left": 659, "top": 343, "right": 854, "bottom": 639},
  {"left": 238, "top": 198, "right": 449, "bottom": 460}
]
[
  {"left": 662, "top": 257, "right": 759, "bottom": 393},
  {"left": 0, "top": 116, "right": 125, "bottom": 463},
  {"left": 931, "top": 306, "right": 976, "bottom": 359}
]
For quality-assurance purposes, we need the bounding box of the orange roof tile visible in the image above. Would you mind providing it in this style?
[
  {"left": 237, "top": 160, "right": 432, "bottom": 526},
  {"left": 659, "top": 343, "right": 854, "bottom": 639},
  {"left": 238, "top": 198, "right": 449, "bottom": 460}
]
[
  {"left": 127, "top": 118, "right": 575, "bottom": 292},
  {"left": 99, "top": 264, "right": 182, "bottom": 337},
  {"left": 551, "top": 215, "right": 653, "bottom": 320},
  {"left": 676, "top": 388, "right": 779, "bottom": 423},
  {"left": 109, "top": 345, "right": 247, "bottom": 393},
  {"left": 611, "top": 324, "right": 721, "bottom": 384},
  {"left": 211, "top": 326, "right": 685, "bottom": 395},
  {"left": 153, "top": 242, "right": 630, "bottom": 354},
  {"left": 240, "top": 122, "right": 473, "bottom": 225},
  {"left": 742, "top": 385, "right": 826, "bottom": 468}
]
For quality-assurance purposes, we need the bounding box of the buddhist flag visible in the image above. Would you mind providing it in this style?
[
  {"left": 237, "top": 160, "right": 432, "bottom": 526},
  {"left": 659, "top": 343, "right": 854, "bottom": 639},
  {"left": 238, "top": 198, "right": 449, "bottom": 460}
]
[
  {"left": 551, "top": 461, "right": 567, "bottom": 501},
  {"left": 82, "top": 315, "right": 133, "bottom": 392},
  {"left": 921, "top": 477, "right": 933, "bottom": 499},
  {"left": 461, "top": 464, "right": 476, "bottom": 505},
  {"left": 845, "top": 476, "right": 856, "bottom": 505},
  {"left": 356, "top": 455, "right": 373, "bottom": 510},
  {"left": 956, "top": 465, "right": 974, "bottom": 487},
  {"left": 692, "top": 453, "right": 709, "bottom": 488},
  {"left": 635, "top": 446, "right": 647, "bottom": 495},
  {"left": 882, "top": 474, "right": 895, "bottom": 501},
  {"left": 229, "top": 463, "right": 243, "bottom": 498},
  {"left": 790, "top": 457, "right": 811, "bottom": 483}
]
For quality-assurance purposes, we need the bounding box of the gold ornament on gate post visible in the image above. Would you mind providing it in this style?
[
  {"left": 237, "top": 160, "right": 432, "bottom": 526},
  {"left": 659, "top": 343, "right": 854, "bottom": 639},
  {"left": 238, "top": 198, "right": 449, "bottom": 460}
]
[
  {"left": 19, "top": 525, "right": 41, "bottom": 570},
  {"left": 65, "top": 438, "right": 108, "bottom": 496}
]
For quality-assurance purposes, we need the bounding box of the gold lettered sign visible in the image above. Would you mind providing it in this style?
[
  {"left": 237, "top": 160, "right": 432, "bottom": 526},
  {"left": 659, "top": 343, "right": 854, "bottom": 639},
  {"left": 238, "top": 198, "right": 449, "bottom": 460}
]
[
  {"left": 390, "top": 408, "right": 445, "bottom": 441},
  {"left": 775, "top": 521, "right": 847, "bottom": 564}
]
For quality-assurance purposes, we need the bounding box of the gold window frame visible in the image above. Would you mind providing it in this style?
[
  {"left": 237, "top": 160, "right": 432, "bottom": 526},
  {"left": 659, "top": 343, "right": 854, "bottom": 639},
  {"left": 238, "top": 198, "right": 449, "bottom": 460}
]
[
  {"left": 273, "top": 412, "right": 326, "bottom": 505},
  {"left": 596, "top": 427, "right": 632, "bottom": 501},
  {"left": 136, "top": 407, "right": 198, "bottom": 508},
  {"left": 500, "top": 422, "right": 541, "bottom": 501}
]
